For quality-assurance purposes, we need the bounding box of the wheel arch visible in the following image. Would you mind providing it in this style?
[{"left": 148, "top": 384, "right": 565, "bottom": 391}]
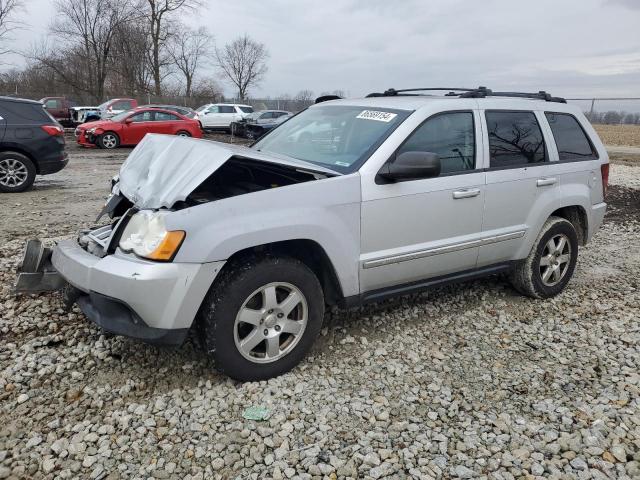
[
  {"left": 0, "top": 146, "right": 38, "bottom": 173},
  {"left": 214, "top": 239, "right": 345, "bottom": 306},
  {"left": 549, "top": 205, "right": 589, "bottom": 246}
]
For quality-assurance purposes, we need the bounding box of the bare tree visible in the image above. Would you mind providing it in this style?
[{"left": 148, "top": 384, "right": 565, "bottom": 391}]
[
  {"left": 110, "top": 22, "right": 153, "bottom": 95},
  {"left": 168, "top": 25, "right": 212, "bottom": 97},
  {"left": 144, "top": 0, "right": 201, "bottom": 96},
  {"left": 216, "top": 34, "right": 269, "bottom": 100},
  {"left": 34, "top": 0, "right": 140, "bottom": 101},
  {"left": 0, "top": 0, "right": 23, "bottom": 55},
  {"left": 294, "top": 89, "right": 314, "bottom": 102}
]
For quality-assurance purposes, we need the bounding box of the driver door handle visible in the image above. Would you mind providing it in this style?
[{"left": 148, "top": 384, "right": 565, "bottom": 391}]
[
  {"left": 537, "top": 177, "right": 557, "bottom": 187},
  {"left": 452, "top": 188, "right": 481, "bottom": 199}
]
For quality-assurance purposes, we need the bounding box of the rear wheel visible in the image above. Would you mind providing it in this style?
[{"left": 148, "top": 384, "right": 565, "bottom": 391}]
[
  {"left": 199, "top": 256, "right": 324, "bottom": 381},
  {"left": 97, "top": 132, "right": 120, "bottom": 149},
  {"left": 510, "top": 216, "right": 579, "bottom": 298},
  {"left": 0, "top": 152, "right": 36, "bottom": 193}
]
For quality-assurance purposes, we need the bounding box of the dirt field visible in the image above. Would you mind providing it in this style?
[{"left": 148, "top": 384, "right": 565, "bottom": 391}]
[{"left": 593, "top": 124, "right": 640, "bottom": 147}]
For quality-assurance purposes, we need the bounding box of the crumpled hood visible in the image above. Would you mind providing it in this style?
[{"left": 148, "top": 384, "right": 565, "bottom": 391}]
[{"left": 118, "top": 134, "right": 340, "bottom": 209}]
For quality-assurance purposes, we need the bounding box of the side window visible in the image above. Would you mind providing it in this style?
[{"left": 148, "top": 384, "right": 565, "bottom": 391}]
[
  {"left": 155, "top": 112, "right": 179, "bottom": 121},
  {"left": 397, "top": 111, "right": 476, "bottom": 174},
  {"left": 260, "top": 112, "right": 273, "bottom": 119},
  {"left": 219, "top": 105, "right": 235, "bottom": 114},
  {"left": 207, "top": 106, "right": 219, "bottom": 114},
  {"left": 545, "top": 112, "right": 597, "bottom": 161},
  {"left": 130, "top": 111, "right": 153, "bottom": 122},
  {"left": 112, "top": 101, "right": 131, "bottom": 110},
  {"left": 486, "top": 111, "right": 546, "bottom": 168},
  {"left": 45, "top": 99, "right": 60, "bottom": 109}
]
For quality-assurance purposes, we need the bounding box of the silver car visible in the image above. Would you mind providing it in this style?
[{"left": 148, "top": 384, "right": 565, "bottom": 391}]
[{"left": 18, "top": 88, "right": 609, "bottom": 381}]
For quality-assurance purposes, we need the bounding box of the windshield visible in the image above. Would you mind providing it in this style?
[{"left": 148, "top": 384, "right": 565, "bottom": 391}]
[
  {"left": 239, "top": 106, "right": 254, "bottom": 113},
  {"left": 252, "top": 105, "right": 410, "bottom": 173},
  {"left": 110, "top": 110, "right": 133, "bottom": 122}
]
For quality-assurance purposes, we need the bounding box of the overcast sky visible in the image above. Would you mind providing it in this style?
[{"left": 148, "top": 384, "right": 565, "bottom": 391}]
[{"left": 5, "top": 0, "right": 640, "bottom": 102}]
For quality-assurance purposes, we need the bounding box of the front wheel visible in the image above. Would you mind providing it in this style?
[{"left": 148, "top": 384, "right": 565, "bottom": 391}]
[
  {"left": 176, "top": 130, "right": 191, "bottom": 137},
  {"left": 97, "top": 132, "right": 120, "bottom": 149},
  {"left": 509, "top": 216, "right": 579, "bottom": 299},
  {"left": 199, "top": 256, "right": 324, "bottom": 381}
]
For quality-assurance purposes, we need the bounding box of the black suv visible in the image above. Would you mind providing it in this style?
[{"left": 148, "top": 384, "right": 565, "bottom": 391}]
[{"left": 0, "top": 96, "right": 68, "bottom": 192}]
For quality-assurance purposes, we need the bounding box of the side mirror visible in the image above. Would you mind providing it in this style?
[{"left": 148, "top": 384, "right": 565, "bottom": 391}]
[
  {"left": 124, "top": 117, "right": 133, "bottom": 124},
  {"left": 377, "top": 151, "right": 441, "bottom": 182}
]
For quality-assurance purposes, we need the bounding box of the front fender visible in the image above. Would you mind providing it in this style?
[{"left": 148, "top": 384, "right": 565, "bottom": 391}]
[{"left": 165, "top": 174, "right": 362, "bottom": 297}]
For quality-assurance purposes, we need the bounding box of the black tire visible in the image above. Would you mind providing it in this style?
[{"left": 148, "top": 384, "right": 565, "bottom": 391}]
[
  {"left": 176, "top": 130, "right": 191, "bottom": 137},
  {"left": 0, "top": 152, "right": 37, "bottom": 193},
  {"left": 97, "top": 132, "right": 120, "bottom": 149},
  {"left": 198, "top": 255, "right": 324, "bottom": 381},
  {"left": 509, "top": 216, "right": 579, "bottom": 299}
]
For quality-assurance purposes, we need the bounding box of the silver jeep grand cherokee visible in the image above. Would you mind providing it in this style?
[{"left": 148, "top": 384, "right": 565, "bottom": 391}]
[{"left": 17, "top": 87, "right": 609, "bottom": 381}]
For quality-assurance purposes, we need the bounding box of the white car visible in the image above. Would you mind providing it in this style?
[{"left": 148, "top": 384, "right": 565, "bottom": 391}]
[{"left": 196, "top": 103, "right": 254, "bottom": 130}]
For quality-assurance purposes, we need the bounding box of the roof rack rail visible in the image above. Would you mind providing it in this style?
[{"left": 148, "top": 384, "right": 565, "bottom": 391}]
[{"left": 366, "top": 86, "right": 567, "bottom": 103}]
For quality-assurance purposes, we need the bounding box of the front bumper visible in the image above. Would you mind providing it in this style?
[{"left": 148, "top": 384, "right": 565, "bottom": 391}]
[{"left": 51, "top": 239, "right": 224, "bottom": 345}]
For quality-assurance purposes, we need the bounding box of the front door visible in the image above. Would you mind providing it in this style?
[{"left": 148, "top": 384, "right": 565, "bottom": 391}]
[
  {"left": 360, "top": 110, "right": 486, "bottom": 293},
  {"left": 201, "top": 106, "right": 220, "bottom": 127},
  {"left": 122, "top": 111, "right": 155, "bottom": 144}
]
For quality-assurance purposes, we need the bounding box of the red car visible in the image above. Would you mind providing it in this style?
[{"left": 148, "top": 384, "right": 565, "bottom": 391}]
[{"left": 75, "top": 108, "right": 203, "bottom": 149}]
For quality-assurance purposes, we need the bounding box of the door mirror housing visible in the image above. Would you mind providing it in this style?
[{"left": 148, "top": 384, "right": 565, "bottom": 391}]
[
  {"left": 124, "top": 117, "right": 134, "bottom": 124},
  {"left": 377, "top": 151, "right": 441, "bottom": 183}
]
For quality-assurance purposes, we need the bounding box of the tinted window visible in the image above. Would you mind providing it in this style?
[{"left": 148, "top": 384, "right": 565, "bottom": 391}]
[
  {"left": 113, "top": 101, "right": 132, "bottom": 110},
  {"left": 397, "top": 112, "right": 475, "bottom": 174},
  {"left": 130, "top": 111, "right": 153, "bottom": 122},
  {"left": 545, "top": 113, "right": 596, "bottom": 160},
  {"left": 239, "top": 106, "right": 254, "bottom": 113},
  {"left": 486, "top": 111, "right": 546, "bottom": 167},
  {"left": 219, "top": 105, "right": 235, "bottom": 113},
  {"left": 45, "top": 99, "right": 60, "bottom": 109},
  {"left": 260, "top": 112, "right": 273, "bottom": 119},
  {"left": 155, "top": 112, "right": 180, "bottom": 121}
]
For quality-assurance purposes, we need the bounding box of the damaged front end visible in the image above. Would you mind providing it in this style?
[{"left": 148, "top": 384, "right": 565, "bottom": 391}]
[{"left": 14, "top": 134, "right": 340, "bottom": 345}]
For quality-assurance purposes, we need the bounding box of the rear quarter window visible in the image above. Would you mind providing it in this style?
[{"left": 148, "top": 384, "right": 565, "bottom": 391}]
[
  {"left": 545, "top": 112, "right": 598, "bottom": 161},
  {"left": 0, "top": 101, "right": 51, "bottom": 124}
]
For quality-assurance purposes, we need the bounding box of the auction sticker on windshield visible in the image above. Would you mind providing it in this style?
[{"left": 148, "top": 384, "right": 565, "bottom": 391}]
[{"left": 356, "top": 110, "right": 398, "bottom": 122}]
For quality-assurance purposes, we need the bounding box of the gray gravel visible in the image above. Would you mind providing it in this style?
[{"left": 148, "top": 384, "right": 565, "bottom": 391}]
[{"left": 0, "top": 146, "right": 639, "bottom": 479}]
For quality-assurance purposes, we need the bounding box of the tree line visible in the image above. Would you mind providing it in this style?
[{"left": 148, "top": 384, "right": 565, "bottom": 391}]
[
  {"left": 0, "top": 0, "right": 270, "bottom": 103},
  {"left": 585, "top": 110, "right": 640, "bottom": 125}
]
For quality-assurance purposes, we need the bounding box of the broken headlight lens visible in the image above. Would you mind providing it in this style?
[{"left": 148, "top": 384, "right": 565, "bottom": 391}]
[{"left": 119, "top": 211, "right": 185, "bottom": 261}]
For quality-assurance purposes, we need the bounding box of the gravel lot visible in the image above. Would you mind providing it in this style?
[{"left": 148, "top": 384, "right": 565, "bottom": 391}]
[{"left": 0, "top": 137, "right": 639, "bottom": 480}]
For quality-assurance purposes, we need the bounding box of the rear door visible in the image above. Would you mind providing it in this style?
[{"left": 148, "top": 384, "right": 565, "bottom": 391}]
[
  {"left": 219, "top": 105, "right": 237, "bottom": 127},
  {"left": 153, "top": 111, "right": 182, "bottom": 134},
  {"left": 477, "top": 109, "right": 560, "bottom": 267}
]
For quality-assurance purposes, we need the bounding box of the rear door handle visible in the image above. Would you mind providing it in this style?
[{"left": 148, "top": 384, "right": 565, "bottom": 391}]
[
  {"left": 452, "top": 188, "right": 481, "bottom": 199},
  {"left": 536, "top": 177, "right": 557, "bottom": 187}
]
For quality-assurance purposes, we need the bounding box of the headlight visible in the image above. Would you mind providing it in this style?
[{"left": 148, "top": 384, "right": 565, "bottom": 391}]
[{"left": 119, "top": 211, "right": 185, "bottom": 261}]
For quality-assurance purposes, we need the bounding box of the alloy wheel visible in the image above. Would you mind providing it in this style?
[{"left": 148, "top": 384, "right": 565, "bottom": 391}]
[
  {"left": 539, "top": 233, "right": 572, "bottom": 287},
  {"left": 0, "top": 158, "right": 28, "bottom": 188},
  {"left": 102, "top": 134, "right": 117, "bottom": 149},
  {"left": 233, "top": 282, "right": 308, "bottom": 363}
]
